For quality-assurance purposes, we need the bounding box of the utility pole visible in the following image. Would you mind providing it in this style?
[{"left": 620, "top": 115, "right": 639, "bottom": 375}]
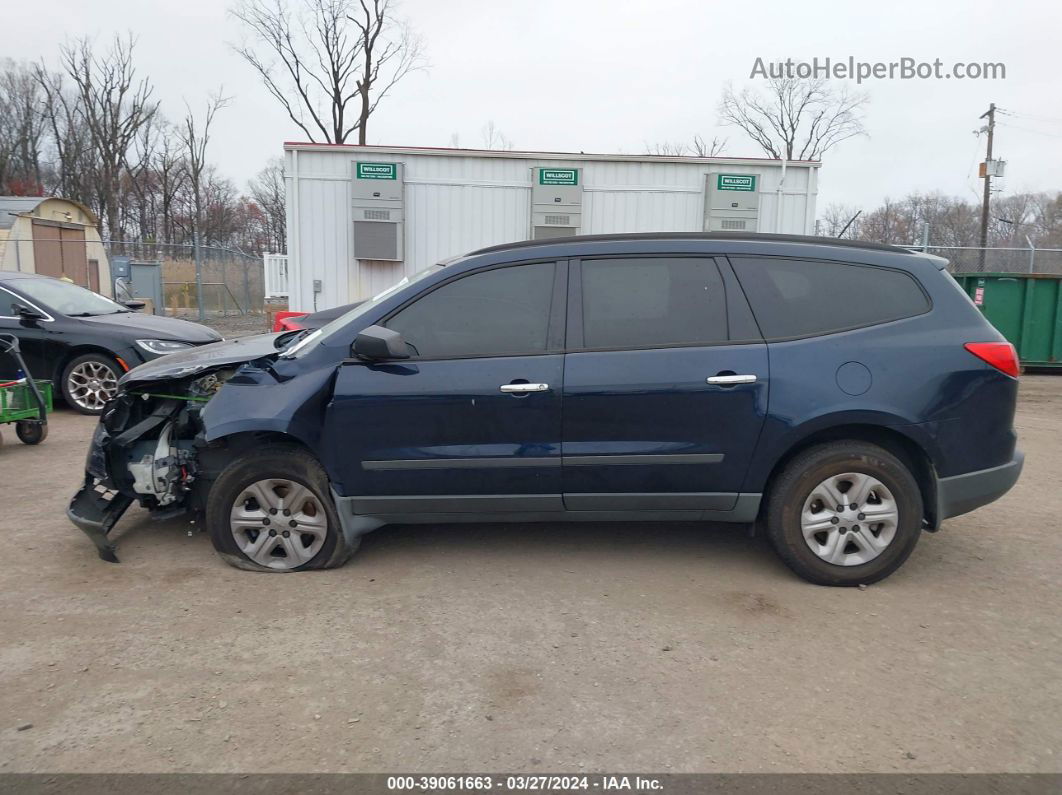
[{"left": 978, "top": 102, "right": 996, "bottom": 271}]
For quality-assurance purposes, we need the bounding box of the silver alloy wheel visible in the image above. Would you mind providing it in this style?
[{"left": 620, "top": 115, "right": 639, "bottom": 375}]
[
  {"left": 229, "top": 478, "right": 327, "bottom": 570},
  {"left": 67, "top": 360, "right": 119, "bottom": 411},
  {"left": 800, "top": 472, "right": 899, "bottom": 566}
]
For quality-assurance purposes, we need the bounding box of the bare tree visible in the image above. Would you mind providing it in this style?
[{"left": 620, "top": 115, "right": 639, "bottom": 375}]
[
  {"left": 347, "top": 0, "right": 424, "bottom": 144},
  {"left": 646, "top": 134, "right": 726, "bottom": 157},
  {"left": 480, "top": 120, "right": 513, "bottom": 150},
  {"left": 231, "top": 0, "right": 424, "bottom": 144},
  {"left": 153, "top": 122, "right": 188, "bottom": 244},
  {"left": 179, "top": 91, "right": 231, "bottom": 318},
  {"left": 55, "top": 35, "right": 159, "bottom": 238},
  {"left": 248, "top": 157, "right": 286, "bottom": 253},
  {"left": 719, "top": 77, "right": 867, "bottom": 161},
  {"left": 817, "top": 203, "right": 863, "bottom": 239},
  {"left": 0, "top": 60, "right": 47, "bottom": 194},
  {"left": 35, "top": 66, "right": 97, "bottom": 209},
  {"left": 690, "top": 134, "right": 727, "bottom": 157}
]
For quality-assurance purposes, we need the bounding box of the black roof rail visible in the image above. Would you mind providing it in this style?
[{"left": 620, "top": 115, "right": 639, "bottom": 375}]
[{"left": 469, "top": 232, "right": 914, "bottom": 257}]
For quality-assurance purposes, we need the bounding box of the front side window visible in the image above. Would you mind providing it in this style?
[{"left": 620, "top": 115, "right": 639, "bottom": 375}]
[
  {"left": 579, "top": 257, "right": 727, "bottom": 349},
  {"left": 386, "top": 262, "right": 555, "bottom": 358},
  {"left": 730, "top": 257, "right": 931, "bottom": 339}
]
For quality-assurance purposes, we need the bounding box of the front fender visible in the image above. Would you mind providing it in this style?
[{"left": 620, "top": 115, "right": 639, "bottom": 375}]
[{"left": 200, "top": 361, "right": 337, "bottom": 455}]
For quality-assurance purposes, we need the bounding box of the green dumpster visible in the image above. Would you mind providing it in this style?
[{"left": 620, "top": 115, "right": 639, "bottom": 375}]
[{"left": 953, "top": 273, "right": 1062, "bottom": 370}]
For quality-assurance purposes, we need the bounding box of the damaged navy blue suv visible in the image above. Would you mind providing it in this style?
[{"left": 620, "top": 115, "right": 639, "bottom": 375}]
[{"left": 68, "top": 233, "right": 1023, "bottom": 585}]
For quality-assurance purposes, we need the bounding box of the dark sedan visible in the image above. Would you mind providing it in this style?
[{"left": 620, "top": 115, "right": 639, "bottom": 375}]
[{"left": 0, "top": 271, "right": 221, "bottom": 414}]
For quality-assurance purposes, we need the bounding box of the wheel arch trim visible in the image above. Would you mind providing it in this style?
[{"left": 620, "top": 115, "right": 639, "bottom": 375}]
[{"left": 751, "top": 417, "right": 940, "bottom": 530}]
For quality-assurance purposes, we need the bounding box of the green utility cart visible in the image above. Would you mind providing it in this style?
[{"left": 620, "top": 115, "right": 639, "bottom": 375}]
[
  {"left": 953, "top": 272, "right": 1062, "bottom": 371},
  {"left": 0, "top": 334, "right": 51, "bottom": 446}
]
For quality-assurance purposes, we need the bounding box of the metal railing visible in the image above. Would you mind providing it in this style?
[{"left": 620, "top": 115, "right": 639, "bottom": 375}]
[{"left": 263, "top": 253, "right": 289, "bottom": 298}]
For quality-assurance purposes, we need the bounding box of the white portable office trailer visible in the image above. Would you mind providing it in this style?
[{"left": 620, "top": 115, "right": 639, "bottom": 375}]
[{"left": 283, "top": 143, "right": 820, "bottom": 312}]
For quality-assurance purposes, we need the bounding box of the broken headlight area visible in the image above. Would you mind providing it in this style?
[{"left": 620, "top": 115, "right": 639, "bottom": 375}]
[{"left": 68, "top": 369, "right": 235, "bottom": 562}]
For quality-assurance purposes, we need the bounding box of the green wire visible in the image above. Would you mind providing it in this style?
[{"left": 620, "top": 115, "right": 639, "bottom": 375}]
[{"left": 128, "top": 391, "right": 211, "bottom": 403}]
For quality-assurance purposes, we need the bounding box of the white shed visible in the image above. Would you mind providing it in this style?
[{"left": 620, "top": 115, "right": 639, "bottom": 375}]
[
  {"left": 283, "top": 144, "right": 820, "bottom": 312},
  {"left": 0, "top": 196, "right": 111, "bottom": 295}
]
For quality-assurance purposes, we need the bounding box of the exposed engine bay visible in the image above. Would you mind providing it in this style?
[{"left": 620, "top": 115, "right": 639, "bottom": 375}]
[
  {"left": 68, "top": 368, "right": 238, "bottom": 561},
  {"left": 66, "top": 330, "right": 326, "bottom": 562}
]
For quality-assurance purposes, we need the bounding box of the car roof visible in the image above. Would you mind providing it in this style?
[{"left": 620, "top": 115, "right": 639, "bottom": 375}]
[{"left": 469, "top": 232, "right": 914, "bottom": 258}]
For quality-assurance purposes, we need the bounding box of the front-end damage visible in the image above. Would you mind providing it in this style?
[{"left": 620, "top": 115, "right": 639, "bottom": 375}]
[
  {"left": 68, "top": 329, "right": 367, "bottom": 563},
  {"left": 68, "top": 367, "right": 238, "bottom": 561}
]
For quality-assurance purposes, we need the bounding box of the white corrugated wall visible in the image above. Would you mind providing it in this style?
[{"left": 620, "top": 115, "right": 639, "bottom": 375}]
[{"left": 284, "top": 146, "right": 819, "bottom": 312}]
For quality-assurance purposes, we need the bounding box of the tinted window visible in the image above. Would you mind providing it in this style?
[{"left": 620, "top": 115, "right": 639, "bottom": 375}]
[
  {"left": 731, "top": 257, "right": 930, "bottom": 339},
  {"left": 580, "top": 257, "right": 727, "bottom": 349},
  {"left": 386, "top": 262, "right": 555, "bottom": 358}
]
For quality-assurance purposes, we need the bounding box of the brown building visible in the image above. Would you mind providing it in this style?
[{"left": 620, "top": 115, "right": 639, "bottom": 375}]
[{"left": 0, "top": 196, "right": 112, "bottom": 296}]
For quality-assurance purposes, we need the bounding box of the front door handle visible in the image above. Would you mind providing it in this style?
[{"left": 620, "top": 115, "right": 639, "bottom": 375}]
[
  {"left": 499, "top": 382, "right": 550, "bottom": 394},
  {"left": 707, "top": 374, "right": 757, "bottom": 385}
]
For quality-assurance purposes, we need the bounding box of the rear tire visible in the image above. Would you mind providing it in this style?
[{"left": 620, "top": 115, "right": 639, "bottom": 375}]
[
  {"left": 765, "top": 441, "right": 923, "bottom": 586},
  {"left": 206, "top": 446, "right": 358, "bottom": 572}
]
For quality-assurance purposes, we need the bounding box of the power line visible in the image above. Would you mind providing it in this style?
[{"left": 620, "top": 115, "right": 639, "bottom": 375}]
[
  {"left": 997, "top": 109, "right": 1062, "bottom": 125},
  {"left": 997, "top": 121, "right": 1062, "bottom": 140}
]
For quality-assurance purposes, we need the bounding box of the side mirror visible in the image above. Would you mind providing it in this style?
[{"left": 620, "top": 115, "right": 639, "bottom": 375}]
[
  {"left": 14, "top": 304, "right": 46, "bottom": 323},
  {"left": 123, "top": 300, "right": 146, "bottom": 311},
  {"left": 352, "top": 325, "right": 410, "bottom": 361}
]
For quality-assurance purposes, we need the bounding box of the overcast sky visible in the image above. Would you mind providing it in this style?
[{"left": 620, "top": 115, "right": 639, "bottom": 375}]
[{"left": 5, "top": 0, "right": 1061, "bottom": 217}]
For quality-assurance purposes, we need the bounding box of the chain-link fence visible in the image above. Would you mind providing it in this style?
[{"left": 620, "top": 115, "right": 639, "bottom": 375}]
[
  {"left": 103, "top": 241, "right": 267, "bottom": 318},
  {"left": 0, "top": 236, "right": 268, "bottom": 317},
  {"left": 904, "top": 244, "right": 1062, "bottom": 275}
]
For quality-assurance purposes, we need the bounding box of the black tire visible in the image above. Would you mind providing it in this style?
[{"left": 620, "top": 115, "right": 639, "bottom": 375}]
[
  {"left": 765, "top": 441, "right": 923, "bottom": 586},
  {"left": 15, "top": 421, "right": 47, "bottom": 444},
  {"left": 206, "top": 445, "right": 358, "bottom": 572},
  {"left": 60, "top": 352, "right": 122, "bottom": 415}
]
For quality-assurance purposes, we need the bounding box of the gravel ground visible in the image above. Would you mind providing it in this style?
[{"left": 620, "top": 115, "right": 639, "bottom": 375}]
[
  {"left": 167, "top": 310, "right": 273, "bottom": 339},
  {"left": 0, "top": 377, "right": 1058, "bottom": 773}
]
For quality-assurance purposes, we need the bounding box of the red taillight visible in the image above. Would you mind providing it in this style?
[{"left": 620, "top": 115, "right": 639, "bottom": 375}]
[{"left": 964, "top": 342, "right": 1020, "bottom": 378}]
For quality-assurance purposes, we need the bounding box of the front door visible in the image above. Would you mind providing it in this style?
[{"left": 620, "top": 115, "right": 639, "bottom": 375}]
[
  {"left": 323, "top": 260, "right": 567, "bottom": 514},
  {"left": 561, "top": 256, "right": 769, "bottom": 512},
  {"left": 0, "top": 285, "right": 58, "bottom": 381}
]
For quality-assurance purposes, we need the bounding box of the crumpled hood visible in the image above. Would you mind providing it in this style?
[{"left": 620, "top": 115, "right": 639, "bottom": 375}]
[{"left": 119, "top": 332, "right": 290, "bottom": 386}]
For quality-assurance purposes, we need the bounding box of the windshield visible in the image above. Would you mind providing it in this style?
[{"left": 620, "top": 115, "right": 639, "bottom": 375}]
[
  {"left": 11, "top": 278, "right": 127, "bottom": 317},
  {"left": 281, "top": 264, "right": 443, "bottom": 358}
]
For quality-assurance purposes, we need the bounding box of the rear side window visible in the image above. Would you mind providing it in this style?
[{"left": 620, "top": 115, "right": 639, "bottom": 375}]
[
  {"left": 580, "top": 257, "right": 727, "bottom": 349},
  {"left": 386, "top": 261, "right": 555, "bottom": 358},
  {"left": 731, "top": 257, "right": 930, "bottom": 339}
]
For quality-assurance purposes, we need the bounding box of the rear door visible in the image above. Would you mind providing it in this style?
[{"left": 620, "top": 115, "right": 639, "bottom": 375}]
[
  {"left": 561, "top": 255, "right": 769, "bottom": 512},
  {"left": 322, "top": 260, "right": 567, "bottom": 513}
]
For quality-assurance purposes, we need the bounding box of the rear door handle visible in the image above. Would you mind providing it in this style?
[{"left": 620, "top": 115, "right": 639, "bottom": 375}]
[
  {"left": 500, "top": 382, "right": 550, "bottom": 394},
  {"left": 706, "top": 374, "right": 757, "bottom": 385}
]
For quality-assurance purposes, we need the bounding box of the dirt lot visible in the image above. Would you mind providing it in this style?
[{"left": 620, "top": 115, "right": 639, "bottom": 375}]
[{"left": 0, "top": 378, "right": 1058, "bottom": 773}]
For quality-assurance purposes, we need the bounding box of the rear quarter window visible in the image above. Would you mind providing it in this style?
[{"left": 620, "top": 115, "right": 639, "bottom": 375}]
[{"left": 730, "top": 256, "right": 931, "bottom": 339}]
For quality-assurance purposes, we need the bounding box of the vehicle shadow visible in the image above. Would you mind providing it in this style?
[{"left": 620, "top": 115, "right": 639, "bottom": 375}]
[
  {"left": 105, "top": 509, "right": 787, "bottom": 579},
  {"left": 355, "top": 518, "right": 785, "bottom": 573}
]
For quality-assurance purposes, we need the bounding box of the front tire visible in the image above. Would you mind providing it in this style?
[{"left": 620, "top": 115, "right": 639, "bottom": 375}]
[
  {"left": 206, "top": 446, "right": 357, "bottom": 572},
  {"left": 765, "top": 441, "right": 923, "bottom": 586},
  {"left": 61, "top": 352, "right": 121, "bottom": 415}
]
